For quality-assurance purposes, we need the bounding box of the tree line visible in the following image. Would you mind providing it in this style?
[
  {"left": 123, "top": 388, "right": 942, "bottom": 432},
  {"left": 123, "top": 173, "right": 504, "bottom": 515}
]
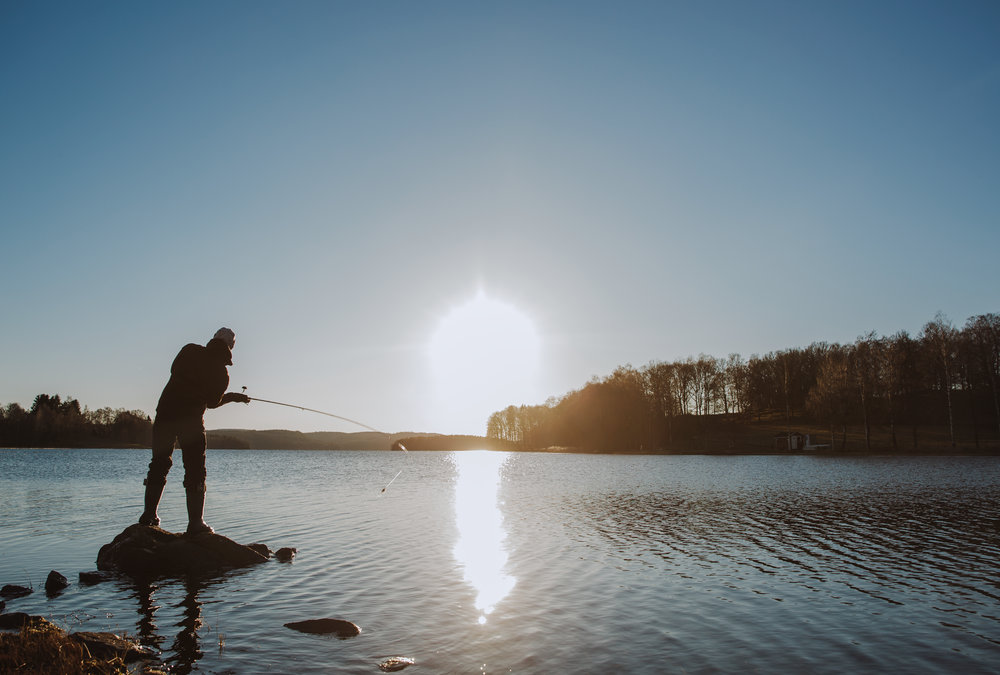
[
  {"left": 487, "top": 312, "right": 1000, "bottom": 453},
  {"left": 0, "top": 394, "right": 152, "bottom": 447}
]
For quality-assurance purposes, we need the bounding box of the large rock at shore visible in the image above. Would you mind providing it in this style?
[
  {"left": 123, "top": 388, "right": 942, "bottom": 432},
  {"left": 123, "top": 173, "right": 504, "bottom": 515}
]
[
  {"left": 0, "top": 613, "right": 56, "bottom": 631},
  {"left": 97, "top": 524, "right": 268, "bottom": 577}
]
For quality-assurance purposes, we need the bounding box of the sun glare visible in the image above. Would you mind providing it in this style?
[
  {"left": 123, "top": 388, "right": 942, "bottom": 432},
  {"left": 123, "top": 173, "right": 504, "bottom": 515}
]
[
  {"left": 452, "top": 450, "right": 515, "bottom": 623},
  {"left": 428, "top": 291, "right": 541, "bottom": 433}
]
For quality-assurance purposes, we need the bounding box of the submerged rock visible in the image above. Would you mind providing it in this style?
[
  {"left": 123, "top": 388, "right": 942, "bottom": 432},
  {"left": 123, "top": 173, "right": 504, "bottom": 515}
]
[
  {"left": 0, "top": 584, "right": 32, "bottom": 599},
  {"left": 97, "top": 524, "right": 268, "bottom": 577},
  {"left": 78, "top": 570, "right": 113, "bottom": 585},
  {"left": 248, "top": 542, "right": 272, "bottom": 558},
  {"left": 70, "top": 631, "right": 156, "bottom": 662},
  {"left": 274, "top": 547, "right": 297, "bottom": 562},
  {"left": 379, "top": 656, "right": 416, "bottom": 671},
  {"left": 45, "top": 571, "right": 69, "bottom": 596},
  {"left": 284, "top": 618, "right": 361, "bottom": 638}
]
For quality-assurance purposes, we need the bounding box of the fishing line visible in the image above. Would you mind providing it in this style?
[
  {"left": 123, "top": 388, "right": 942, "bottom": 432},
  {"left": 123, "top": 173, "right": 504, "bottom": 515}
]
[
  {"left": 242, "top": 389, "right": 408, "bottom": 493},
  {"left": 380, "top": 467, "right": 404, "bottom": 494}
]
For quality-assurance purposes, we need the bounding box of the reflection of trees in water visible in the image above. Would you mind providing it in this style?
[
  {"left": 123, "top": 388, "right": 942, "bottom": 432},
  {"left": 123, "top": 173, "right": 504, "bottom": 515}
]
[{"left": 129, "top": 574, "right": 229, "bottom": 674}]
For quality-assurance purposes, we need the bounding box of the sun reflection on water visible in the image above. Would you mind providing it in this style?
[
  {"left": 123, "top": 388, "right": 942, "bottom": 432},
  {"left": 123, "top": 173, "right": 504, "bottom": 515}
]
[{"left": 452, "top": 451, "right": 515, "bottom": 624}]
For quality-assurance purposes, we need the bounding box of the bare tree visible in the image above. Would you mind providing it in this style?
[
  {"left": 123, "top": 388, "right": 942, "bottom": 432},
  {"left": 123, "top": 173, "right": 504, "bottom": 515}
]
[
  {"left": 723, "top": 353, "right": 748, "bottom": 416},
  {"left": 964, "top": 314, "right": 1000, "bottom": 436},
  {"left": 643, "top": 361, "right": 679, "bottom": 447},
  {"left": 851, "top": 332, "right": 880, "bottom": 451},
  {"left": 921, "top": 313, "right": 958, "bottom": 449},
  {"left": 807, "top": 346, "right": 852, "bottom": 450}
]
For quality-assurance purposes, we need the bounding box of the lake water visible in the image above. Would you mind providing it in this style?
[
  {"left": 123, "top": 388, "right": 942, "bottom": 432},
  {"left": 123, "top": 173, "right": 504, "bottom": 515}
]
[{"left": 1, "top": 449, "right": 999, "bottom": 674}]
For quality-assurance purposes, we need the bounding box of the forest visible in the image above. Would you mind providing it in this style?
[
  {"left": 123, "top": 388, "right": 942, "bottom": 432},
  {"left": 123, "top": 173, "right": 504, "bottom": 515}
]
[
  {"left": 0, "top": 394, "right": 152, "bottom": 447},
  {"left": 487, "top": 312, "right": 1000, "bottom": 454},
  {"left": 4, "top": 312, "right": 998, "bottom": 454}
]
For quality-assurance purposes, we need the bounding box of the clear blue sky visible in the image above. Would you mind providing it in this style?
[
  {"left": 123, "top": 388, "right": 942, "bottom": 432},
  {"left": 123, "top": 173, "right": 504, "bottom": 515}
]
[{"left": 2, "top": 0, "right": 998, "bottom": 435}]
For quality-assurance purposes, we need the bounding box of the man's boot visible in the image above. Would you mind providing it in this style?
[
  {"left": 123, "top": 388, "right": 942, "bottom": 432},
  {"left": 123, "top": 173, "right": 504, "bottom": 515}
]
[
  {"left": 138, "top": 478, "right": 165, "bottom": 527},
  {"left": 185, "top": 483, "right": 214, "bottom": 535}
]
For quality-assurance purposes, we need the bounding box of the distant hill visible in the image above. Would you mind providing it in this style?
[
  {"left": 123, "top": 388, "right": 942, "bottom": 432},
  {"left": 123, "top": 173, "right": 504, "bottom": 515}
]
[
  {"left": 207, "top": 428, "right": 407, "bottom": 450},
  {"left": 206, "top": 429, "right": 507, "bottom": 451}
]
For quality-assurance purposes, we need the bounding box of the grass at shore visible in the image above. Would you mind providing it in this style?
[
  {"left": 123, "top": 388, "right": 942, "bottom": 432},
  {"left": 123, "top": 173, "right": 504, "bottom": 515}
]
[{"left": 0, "top": 620, "right": 154, "bottom": 675}]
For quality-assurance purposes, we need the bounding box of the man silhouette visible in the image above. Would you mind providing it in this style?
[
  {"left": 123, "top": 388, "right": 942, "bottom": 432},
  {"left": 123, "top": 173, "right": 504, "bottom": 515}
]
[{"left": 138, "top": 327, "right": 249, "bottom": 534}]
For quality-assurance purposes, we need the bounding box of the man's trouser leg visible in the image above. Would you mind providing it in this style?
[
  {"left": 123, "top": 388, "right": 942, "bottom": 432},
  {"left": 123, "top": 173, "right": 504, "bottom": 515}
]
[
  {"left": 139, "top": 418, "right": 175, "bottom": 527},
  {"left": 179, "top": 419, "right": 213, "bottom": 535}
]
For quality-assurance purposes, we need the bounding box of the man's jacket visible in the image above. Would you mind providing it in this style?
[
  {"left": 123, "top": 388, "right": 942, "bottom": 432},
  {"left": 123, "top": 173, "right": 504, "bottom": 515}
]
[{"left": 155, "top": 338, "right": 232, "bottom": 422}]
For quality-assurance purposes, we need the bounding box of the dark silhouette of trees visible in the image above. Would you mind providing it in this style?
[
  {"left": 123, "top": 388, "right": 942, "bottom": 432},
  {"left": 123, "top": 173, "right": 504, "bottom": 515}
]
[
  {"left": 0, "top": 394, "right": 152, "bottom": 447},
  {"left": 488, "top": 310, "right": 1000, "bottom": 453}
]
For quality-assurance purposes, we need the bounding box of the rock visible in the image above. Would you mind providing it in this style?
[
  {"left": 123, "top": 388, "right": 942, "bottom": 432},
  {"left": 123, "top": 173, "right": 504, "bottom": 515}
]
[
  {"left": 0, "top": 584, "right": 32, "bottom": 599},
  {"left": 0, "top": 612, "right": 30, "bottom": 629},
  {"left": 284, "top": 618, "right": 361, "bottom": 638},
  {"left": 274, "top": 547, "right": 297, "bottom": 562},
  {"left": 79, "top": 571, "right": 113, "bottom": 585},
  {"left": 69, "top": 631, "right": 157, "bottom": 662},
  {"left": 97, "top": 524, "right": 268, "bottom": 577},
  {"left": 248, "top": 543, "right": 272, "bottom": 558},
  {"left": 0, "top": 612, "right": 56, "bottom": 630},
  {"left": 45, "top": 570, "right": 69, "bottom": 595},
  {"left": 0, "top": 599, "right": 5, "bottom": 613},
  {"left": 379, "top": 656, "right": 416, "bottom": 671}
]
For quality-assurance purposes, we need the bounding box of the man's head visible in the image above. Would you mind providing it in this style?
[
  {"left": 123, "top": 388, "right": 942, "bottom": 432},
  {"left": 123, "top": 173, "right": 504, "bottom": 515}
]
[{"left": 213, "top": 327, "right": 236, "bottom": 349}]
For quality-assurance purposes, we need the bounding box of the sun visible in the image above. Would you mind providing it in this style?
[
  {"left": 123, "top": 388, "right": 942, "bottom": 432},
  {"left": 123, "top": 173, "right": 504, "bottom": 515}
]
[{"left": 428, "top": 291, "right": 541, "bottom": 433}]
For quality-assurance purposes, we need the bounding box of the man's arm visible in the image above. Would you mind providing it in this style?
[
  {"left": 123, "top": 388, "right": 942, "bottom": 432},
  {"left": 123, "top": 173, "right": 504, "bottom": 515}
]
[{"left": 219, "top": 392, "right": 251, "bottom": 405}]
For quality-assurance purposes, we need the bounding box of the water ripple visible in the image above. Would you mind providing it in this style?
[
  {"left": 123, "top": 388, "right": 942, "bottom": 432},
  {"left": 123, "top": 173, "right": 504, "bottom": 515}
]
[{"left": 3, "top": 450, "right": 1000, "bottom": 673}]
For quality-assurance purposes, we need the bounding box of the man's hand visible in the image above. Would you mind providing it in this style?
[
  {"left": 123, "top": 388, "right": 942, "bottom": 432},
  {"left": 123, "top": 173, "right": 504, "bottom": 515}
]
[{"left": 223, "top": 392, "right": 251, "bottom": 405}]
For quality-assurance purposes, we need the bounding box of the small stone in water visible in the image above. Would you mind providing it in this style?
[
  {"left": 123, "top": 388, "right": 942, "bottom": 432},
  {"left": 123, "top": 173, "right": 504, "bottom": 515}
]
[
  {"left": 275, "top": 547, "right": 297, "bottom": 562},
  {"left": 379, "top": 656, "right": 415, "bottom": 671},
  {"left": 45, "top": 571, "right": 69, "bottom": 595},
  {"left": 1, "top": 584, "right": 33, "bottom": 599}
]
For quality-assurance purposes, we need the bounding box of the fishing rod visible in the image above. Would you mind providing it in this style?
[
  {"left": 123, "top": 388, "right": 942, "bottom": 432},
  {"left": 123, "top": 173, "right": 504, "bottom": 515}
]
[
  {"left": 245, "top": 395, "right": 383, "bottom": 433},
  {"left": 241, "top": 389, "right": 408, "bottom": 492}
]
